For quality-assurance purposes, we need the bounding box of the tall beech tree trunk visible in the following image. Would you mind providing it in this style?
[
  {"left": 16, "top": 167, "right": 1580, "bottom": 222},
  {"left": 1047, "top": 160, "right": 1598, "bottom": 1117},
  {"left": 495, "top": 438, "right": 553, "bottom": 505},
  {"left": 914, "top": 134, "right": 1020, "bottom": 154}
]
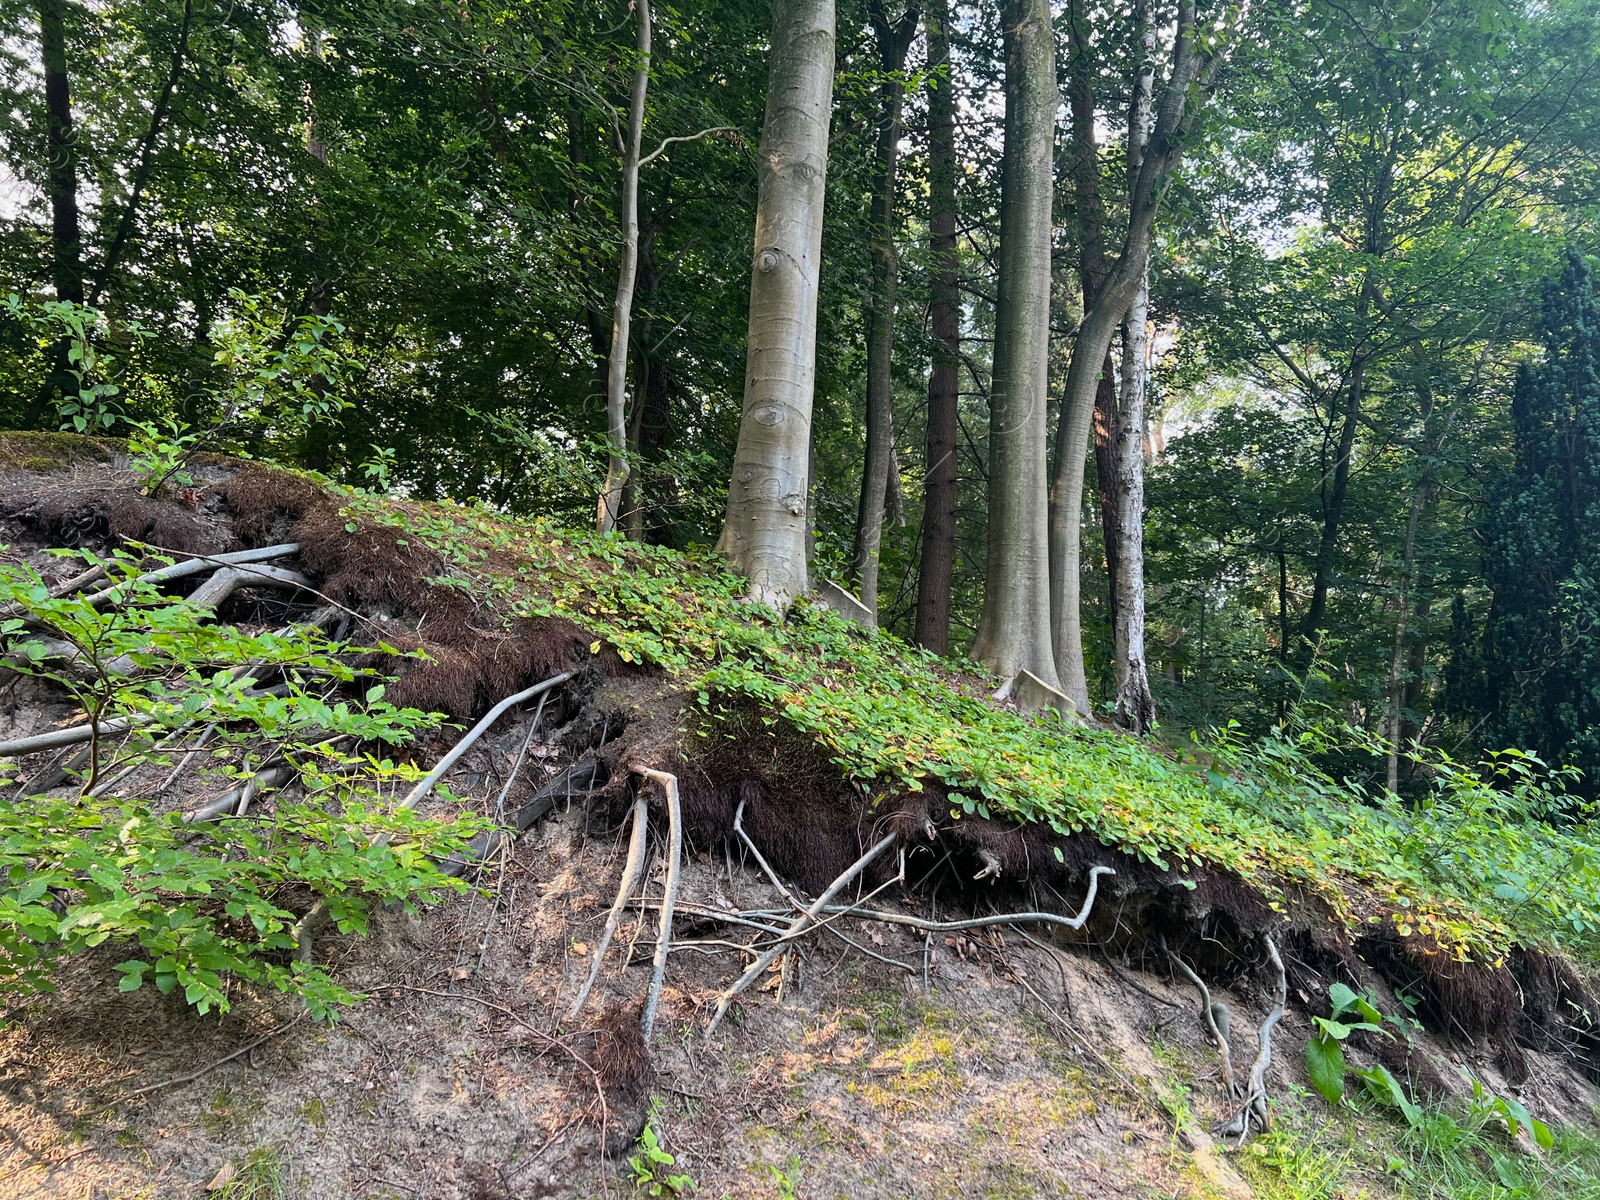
[
  {"left": 913, "top": 0, "right": 959, "bottom": 655},
  {"left": 716, "top": 0, "right": 836, "bottom": 607},
  {"left": 597, "top": 0, "right": 651, "bottom": 534},
  {"left": 1048, "top": 0, "right": 1213, "bottom": 714},
  {"left": 1109, "top": 0, "right": 1157, "bottom": 732},
  {"left": 1065, "top": 0, "right": 1121, "bottom": 621},
  {"left": 970, "top": 0, "right": 1061, "bottom": 691},
  {"left": 849, "top": 2, "right": 919, "bottom": 621}
]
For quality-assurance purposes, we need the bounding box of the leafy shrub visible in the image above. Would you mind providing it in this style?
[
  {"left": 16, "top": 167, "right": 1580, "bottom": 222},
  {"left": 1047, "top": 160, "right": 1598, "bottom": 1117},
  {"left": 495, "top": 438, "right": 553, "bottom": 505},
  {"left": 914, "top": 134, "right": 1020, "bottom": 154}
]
[{"left": 0, "top": 550, "right": 481, "bottom": 1019}]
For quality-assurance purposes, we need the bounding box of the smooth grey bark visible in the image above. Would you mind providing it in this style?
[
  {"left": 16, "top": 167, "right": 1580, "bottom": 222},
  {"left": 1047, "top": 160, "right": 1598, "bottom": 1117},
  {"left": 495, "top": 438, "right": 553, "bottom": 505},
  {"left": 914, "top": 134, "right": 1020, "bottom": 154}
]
[
  {"left": 850, "top": 1, "right": 919, "bottom": 622},
  {"left": 1110, "top": 0, "right": 1157, "bottom": 732},
  {"left": 598, "top": 0, "right": 651, "bottom": 534},
  {"left": 716, "top": 0, "right": 836, "bottom": 608},
  {"left": 913, "top": 0, "right": 959, "bottom": 656},
  {"left": 1047, "top": 0, "right": 1214, "bottom": 713},
  {"left": 970, "top": 0, "right": 1061, "bottom": 690}
]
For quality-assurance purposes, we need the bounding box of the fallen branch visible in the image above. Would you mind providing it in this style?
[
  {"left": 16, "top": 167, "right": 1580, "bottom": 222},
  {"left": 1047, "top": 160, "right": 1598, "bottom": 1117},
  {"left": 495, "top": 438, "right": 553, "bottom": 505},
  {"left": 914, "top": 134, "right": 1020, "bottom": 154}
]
[
  {"left": 706, "top": 830, "right": 898, "bottom": 1034},
  {"left": 0, "top": 562, "right": 106, "bottom": 621},
  {"left": 183, "top": 563, "right": 315, "bottom": 610},
  {"left": 1215, "top": 934, "right": 1286, "bottom": 1142},
  {"left": 567, "top": 790, "right": 651, "bottom": 1023},
  {"left": 637, "top": 768, "right": 683, "bottom": 1040},
  {"left": 1162, "top": 933, "right": 1238, "bottom": 1100},
  {"left": 76, "top": 543, "right": 301, "bottom": 609}
]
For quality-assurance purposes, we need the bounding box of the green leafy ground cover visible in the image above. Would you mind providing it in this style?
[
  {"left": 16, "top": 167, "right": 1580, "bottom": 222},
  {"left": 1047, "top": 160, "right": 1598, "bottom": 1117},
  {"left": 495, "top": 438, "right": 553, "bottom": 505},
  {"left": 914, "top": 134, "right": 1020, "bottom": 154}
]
[{"left": 338, "top": 486, "right": 1600, "bottom": 967}]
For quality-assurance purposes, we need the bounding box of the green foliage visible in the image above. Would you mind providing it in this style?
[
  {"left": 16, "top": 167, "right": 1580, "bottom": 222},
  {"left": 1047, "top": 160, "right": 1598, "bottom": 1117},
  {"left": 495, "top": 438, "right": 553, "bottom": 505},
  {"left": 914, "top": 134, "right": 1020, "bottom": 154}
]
[
  {"left": 0, "top": 549, "right": 481, "bottom": 1019},
  {"left": 127, "top": 417, "right": 201, "bottom": 495},
  {"left": 3, "top": 294, "right": 148, "bottom": 433},
  {"left": 1305, "top": 982, "right": 1386, "bottom": 1104},
  {"left": 628, "top": 1105, "right": 695, "bottom": 1197},
  {"left": 210, "top": 1146, "right": 289, "bottom": 1200},
  {"left": 1473, "top": 253, "right": 1600, "bottom": 792},
  {"left": 329, "top": 485, "right": 1600, "bottom": 964}
]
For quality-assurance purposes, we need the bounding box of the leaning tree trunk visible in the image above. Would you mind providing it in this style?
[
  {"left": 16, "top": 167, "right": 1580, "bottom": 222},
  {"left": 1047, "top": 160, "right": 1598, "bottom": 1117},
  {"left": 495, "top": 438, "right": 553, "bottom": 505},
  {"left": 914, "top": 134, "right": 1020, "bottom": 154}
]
[
  {"left": 716, "top": 0, "right": 836, "bottom": 608},
  {"left": 597, "top": 0, "right": 651, "bottom": 534},
  {"left": 1048, "top": 0, "right": 1209, "bottom": 715},
  {"left": 969, "top": 0, "right": 1061, "bottom": 692},
  {"left": 849, "top": 2, "right": 919, "bottom": 622},
  {"left": 913, "top": 0, "right": 959, "bottom": 655},
  {"left": 1109, "top": 0, "right": 1157, "bottom": 732}
]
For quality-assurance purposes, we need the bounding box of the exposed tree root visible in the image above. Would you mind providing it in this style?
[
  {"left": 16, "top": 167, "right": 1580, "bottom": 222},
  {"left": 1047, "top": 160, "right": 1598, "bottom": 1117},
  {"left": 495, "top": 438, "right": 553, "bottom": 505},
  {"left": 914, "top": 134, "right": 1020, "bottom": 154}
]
[
  {"left": 1163, "top": 933, "right": 1239, "bottom": 1100},
  {"left": 706, "top": 831, "right": 898, "bottom": 1034},
  {"left": 568, "top": 791, "right": 651, "bottom": 1023},
  {"left": 77, "top": 542, "right": 301, "bottom": 610},
  {"left": 1214, "top": 935, "right": 1286, "bottom": 1142},
  {"left": 637, "top": 768, "right": 683, "bottom": 1040}
]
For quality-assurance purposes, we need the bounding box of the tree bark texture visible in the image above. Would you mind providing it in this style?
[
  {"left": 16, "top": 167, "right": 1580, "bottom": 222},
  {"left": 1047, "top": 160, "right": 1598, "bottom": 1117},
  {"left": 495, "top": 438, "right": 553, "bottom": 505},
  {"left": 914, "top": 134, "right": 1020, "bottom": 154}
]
[
  {"left": 1048, "top": 0, "right": 1208, "bottom": 714},
  {"left": 913, "top": 0, "right": 959, "bottom": 655},
  {"left": 717, "top": 0, "right": 835, "bottom": 608},
  {"left": 1110, "top": 0, "right": 1158, "bottom": 732},
  {"left": 1065, "top": 1, "right": 1122, "bottom": 620},
  {"left": 850, "top": 1, "right": 919, "bottom": 621},
  {"left": 598, "top": 0, "right": 651, "bottom": 534},
  {"left": 40, "top": 0, "right": 82, "bottom": 307},
  {"left": 970, "top": 0, "right": 1061, "bottom": 690}
]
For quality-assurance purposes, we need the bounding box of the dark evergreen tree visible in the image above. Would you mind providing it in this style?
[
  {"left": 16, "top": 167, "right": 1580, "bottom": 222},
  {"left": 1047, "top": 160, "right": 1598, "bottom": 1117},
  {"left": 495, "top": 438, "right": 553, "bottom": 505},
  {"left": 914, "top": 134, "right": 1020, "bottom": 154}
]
[{"left": 1481, "top": 253, "right": 1600, "bottom": 783}]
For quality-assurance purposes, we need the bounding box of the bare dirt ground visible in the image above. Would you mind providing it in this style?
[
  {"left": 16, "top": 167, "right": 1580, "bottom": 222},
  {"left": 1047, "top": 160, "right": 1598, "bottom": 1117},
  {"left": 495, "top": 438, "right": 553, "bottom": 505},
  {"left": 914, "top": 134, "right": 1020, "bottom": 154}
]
[{"left": 7, "top": 782, "right": 1593, "bottom": 1200}]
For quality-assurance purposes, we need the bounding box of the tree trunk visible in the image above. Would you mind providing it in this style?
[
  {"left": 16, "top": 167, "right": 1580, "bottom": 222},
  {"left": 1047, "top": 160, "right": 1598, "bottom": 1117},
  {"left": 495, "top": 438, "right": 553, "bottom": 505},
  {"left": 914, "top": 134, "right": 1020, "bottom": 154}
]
[
  {"left": 716, "top": 0, "right": 835, "bottom": 608},
  {"left": 970, "top": 0, "right": 1061, "bottom": 691},
  {"left": 1384, "top": 482, "right": 1426, "bottom": 793},
  {"left": 40, "top": 0, "right": 81, "bottom": 308},
  {"left": 90, "top": 0, "right": 192, "bottom": 306},
  {"left": 1109, "top": 0, "right": 1157, "bottom": 732},
  {"left": 1065, "top": 0, "right": 1121, "bottom": 620},
  {"left": 597, "top": 0, "right": 651, "bottom": 534},
  {"left": 849, "top": 3, "right": 918, "bottom": 622},
  {"left": 1300, "top": 343, "right": 1367, "bottom": 656},
  {"left": 1048, "top": 0, "right": 1209, "bottom": 714},
  {"left": 913, "top": 0, "right": 959, "bottom": 654}
]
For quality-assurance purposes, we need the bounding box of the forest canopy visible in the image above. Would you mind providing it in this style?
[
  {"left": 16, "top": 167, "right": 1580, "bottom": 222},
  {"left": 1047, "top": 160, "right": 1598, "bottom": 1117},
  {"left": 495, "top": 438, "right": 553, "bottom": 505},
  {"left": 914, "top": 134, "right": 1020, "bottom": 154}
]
[{"left": 3, "top": 0, "right": 1599, "bottom": 789}]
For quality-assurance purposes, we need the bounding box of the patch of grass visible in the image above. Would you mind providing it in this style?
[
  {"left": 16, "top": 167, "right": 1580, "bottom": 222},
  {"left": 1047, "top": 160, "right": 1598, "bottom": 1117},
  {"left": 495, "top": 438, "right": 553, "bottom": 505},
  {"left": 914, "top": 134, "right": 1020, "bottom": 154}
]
[
  {"left": 212, "top": 1146, "right": 289, "bottom": 1200},
  {"left": 1238, "top": 1120, "right": 1352, "bottom": 1200}
]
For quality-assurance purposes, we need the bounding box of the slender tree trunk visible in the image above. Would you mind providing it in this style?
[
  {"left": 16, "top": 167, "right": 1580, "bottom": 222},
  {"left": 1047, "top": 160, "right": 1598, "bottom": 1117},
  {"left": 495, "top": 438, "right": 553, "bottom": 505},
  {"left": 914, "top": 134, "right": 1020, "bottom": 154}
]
[
  {"left": 1048, "top": 0, "right": 1209, "bottom": 714},
  {"left": 913, "top": 0, "right": 959, "bottom": 655},
  {"left": 849, "top": 3, "right": 918, "bottom": 620},
  {"left": 40, "top": 0, "right": 81, "bottom": 308},
  {"left": 970, "top": 0, "right": 1061, "bottom": 692},
  {"left": 90, "top": 0, "right": 192, "bottom": 306},
  {"left": 28, "top": 0, "right": 82, "bottom": 431},
  {"left": 1384, "top": 476, "right": 1429, "bottom": 792},
  {"left": 716, "top": 0, "right": 836, "bottom": 607},
  {"left": 598, "top": 0, "right": 651, "bottom": 533},
  {"left": 1300, "top": 341, "right": 1367, "bottom": 654},
  {"left": 1065, "top": 1, "right": 1121, "bottom": 618},
  {"left": 1109, "top": 0, "right": 1157, "bottom": 732}
]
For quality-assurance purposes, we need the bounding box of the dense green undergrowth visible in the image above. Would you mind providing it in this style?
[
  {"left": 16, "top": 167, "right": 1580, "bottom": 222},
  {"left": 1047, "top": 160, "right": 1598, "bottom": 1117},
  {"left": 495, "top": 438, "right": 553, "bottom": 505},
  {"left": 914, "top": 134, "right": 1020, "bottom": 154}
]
[{"left": 344, "top": 487, "right": 1600, "bottom": 966}]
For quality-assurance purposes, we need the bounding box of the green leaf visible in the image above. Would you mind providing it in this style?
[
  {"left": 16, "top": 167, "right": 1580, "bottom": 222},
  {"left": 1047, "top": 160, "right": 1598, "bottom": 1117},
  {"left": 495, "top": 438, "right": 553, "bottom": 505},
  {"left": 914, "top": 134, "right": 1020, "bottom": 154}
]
[
  {"left": 1306, "top": 1034, "right": 1346, "bottom": 1104},
  {"left": 1353, "top": 1064, "right": 1420, "bottom": 1127}
]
